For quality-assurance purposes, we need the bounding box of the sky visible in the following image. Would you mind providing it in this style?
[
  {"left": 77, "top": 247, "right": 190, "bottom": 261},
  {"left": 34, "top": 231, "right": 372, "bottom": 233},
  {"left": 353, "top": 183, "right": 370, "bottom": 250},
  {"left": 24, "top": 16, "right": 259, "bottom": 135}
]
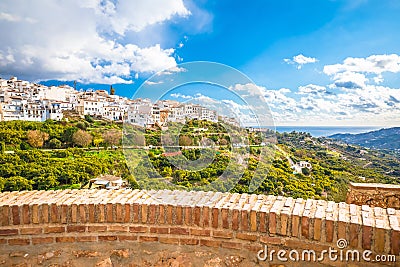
[{"left": 0, "top": 0, "right": 400, "bottom": 126}]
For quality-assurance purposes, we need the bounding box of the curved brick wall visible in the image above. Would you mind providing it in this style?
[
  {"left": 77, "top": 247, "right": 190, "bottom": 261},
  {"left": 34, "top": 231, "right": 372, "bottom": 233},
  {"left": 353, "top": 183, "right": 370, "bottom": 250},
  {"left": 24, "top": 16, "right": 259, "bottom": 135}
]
[{"left": 0, "top": 189, "right": 399, "bottom": 266}]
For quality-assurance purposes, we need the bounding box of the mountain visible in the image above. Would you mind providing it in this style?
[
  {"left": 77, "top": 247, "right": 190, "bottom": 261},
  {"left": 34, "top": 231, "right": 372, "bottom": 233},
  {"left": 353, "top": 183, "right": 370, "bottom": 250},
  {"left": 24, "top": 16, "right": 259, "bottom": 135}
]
[{"left": 329, "top": 127, "right": 400, "bottom": 150}]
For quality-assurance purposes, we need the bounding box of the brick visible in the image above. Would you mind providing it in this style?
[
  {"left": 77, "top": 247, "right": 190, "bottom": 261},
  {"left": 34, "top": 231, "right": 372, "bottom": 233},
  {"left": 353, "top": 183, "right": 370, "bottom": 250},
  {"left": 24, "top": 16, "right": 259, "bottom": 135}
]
[
  {"left": 107, "top": 203, "right": 114, "bottom": 223},
  {"left": 0, "top": 206, "right": 10, "bottom": 226},
  {"left": 148, "top": 204, "right": 156, "bottom": 224},
  {"left": 99, "top": 235, "right": 118, "bottom": 241},
  {"left": 22, "top": 204, "right": 30, "bottom": 224},
  {"left": 56, "top": 236, "right": 75, "bottom": 243},
  {"left": 259, "top": 212, "right": 266, "bottom": 233},
  {"left": 391, "top": 231, "right": 400, "bottom": 255},
  {"left": 260, "top": 235, "right": 282, "bottom": 245},
  {"left": 31, "top": 204, "right": 39, "bottom": 224},
  {"left": 159, "top": 237, "right": 179, "bottom": 244},
  {"left": 170, "top": 227, "right": 189, "bottom": 235},
  {"left": 108, "top": 225, "right": 128, "bottom": 232},
  {"left": 292, "top": 215, "right": 300, "bottom": 237},
  {"left": 221, "top": 241, "right": 242, "bottom": 250},
  {"left": 12, "top": 205, "right": 20, "bottom": 225},
  {"left": 44, "top": 226, "right": 65, "bottom": 233},
  {"left": 232, "top": 209, "right": 239, "bottom": 230},
  {"left": 97, "top": 204, "right": 105, "bottom": 223},
  {"left": 221, "top": 208, "right": 229, "bottom": 229},
  {"left": 269, "top": 212, "right": 276, "bottom": 234},
  {"left": 212, "top": 208, "right": 219, "bottom": 228},
  {"left": 129, "top": 226, "right": 148, "bottom": 233},
  {"left": 50, "top": 204, "right": 58, "bottom": 223},
  {"left": 374, "top": 228, "right": 385, "bottom": 253},
  {"left": 337, "top": 221, "right": 347, "bottom": 240},
  {"left": 76, "top": 236, "right": 97, "bottom": 242},
  {"left": 20, "top": 227, "right": 42, "bottom": 235},
  {"left": 0, "top": 229, "right": 18, "bottom": 236},
  {"left": 241, "top": 210, "right": 249, "bottom": 231},
  {"left": 301, "top": 216, "right": 309, "bottom": 239},
  {"left": 61, "top": 204, "right": 68, "bottom": 224},
  {"left": 124, "top": 204, "right": 131, "bottom": 223},
  {"left": 132, "top": 203, "right": 139, "bottom": 223},
  {"left": 213, "top": 230, "right": 233, "bottom": 239},
  {"left": 67, "top": 225, "right": 86, "bottom": 233},
  {"left": 118, "top": 235, "right": 137, "bottom": 242},
  {"left": 325, "top": 220, "right": 334, "bottom": 243},
  {"left": 313, "top": 218, "right": 322, "bottom": 241},
  {"left": 194, "top": 207, "right": 201, "bottom": 226},
  {"left": 157, "top": 205, "right": 165, "bottom": 224},
  {"left": 180, "top": 238, "right": 199, "bottom": 245},
  {"left": 41, "top": 204, "right": 49, "bottom": 223},
  {"left": 150, "top": 227, "right": 169, "bottom": 234},
  {"left": 184, "top": 206, "right": 192, "bottom": 226},
  {"left": 281, "top": 212, "right": 289, "bottom": 236},
  {"left": 200, "top": 239, "right": 221, "bottom": 248},
  {"left": 190, "top": 229, "right": 210, "bottom": 236},
  {"left": 71, "top": 204, "right": 78, "bottom": 223},
  {"left": 88, "top": 226, "right": 107, "bottom": 232},
  {"left": 349, "top": 223, "right": 360, "bottom": 248},
  {"left": 79, "top": 204, "right": 86, "bottom": 223},
  {"left": 141, "top": 204, "right": 148, "bottom": 223},
  {"left": 167, "top": 205, "right": 174, "bottom": 224},
  {"left": 32, "top": 237, "right": 54, "bottom": 245},
  {"left": 139, "top": 236, "right": 158, "bottom": 242},
  {"left": 202, "top": 206, "right": 210, "bottom": 228},
  {"left": 236, "top": 232, "right": 257, "bottom": 241},
  {"left": 176, "top": 206, "right": 183, "bottom": 225},
  {"left": 88, "top": 204, "right": 95, "bottom": 223},
  {"left": 8, "top": 238, "right": 30, "bottom": 246},
  {"left": 250, "top": 210, "right": 257, "bottom": 232},
  {"left": 116, "top": 203, "right": 123, "bottom": 223}
]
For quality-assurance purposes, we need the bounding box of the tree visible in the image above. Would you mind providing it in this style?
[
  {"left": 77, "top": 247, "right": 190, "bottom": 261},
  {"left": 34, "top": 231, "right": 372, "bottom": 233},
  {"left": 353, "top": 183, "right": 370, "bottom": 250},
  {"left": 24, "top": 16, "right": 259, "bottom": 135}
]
[
  {"left": 0, "top": 142, "right": 5, "bottom": 153},
  {"left": 179, "top": 135, "right": 192, "bottom": 147},
  {"left": 27, "top": 130, "right": 49, "bottom": 148},
  {"left": 103, "top": 129, "right": 121, "bottom": 148},
  {"left": 3, "top": 176, "right": 33, "bottom": 191},
  {"left": 48, "top": 138, "right": 62, "bottom": 149},
  {"left": 72, "top": 130, "right": 93, "bottom": 147}
]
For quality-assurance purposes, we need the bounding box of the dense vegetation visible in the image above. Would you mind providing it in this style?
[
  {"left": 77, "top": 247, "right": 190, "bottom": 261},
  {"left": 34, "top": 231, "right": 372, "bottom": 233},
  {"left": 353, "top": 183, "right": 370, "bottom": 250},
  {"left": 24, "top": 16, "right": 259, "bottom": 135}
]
[{"left": 1, "top": 118, "right": 399, "bottom": 202}]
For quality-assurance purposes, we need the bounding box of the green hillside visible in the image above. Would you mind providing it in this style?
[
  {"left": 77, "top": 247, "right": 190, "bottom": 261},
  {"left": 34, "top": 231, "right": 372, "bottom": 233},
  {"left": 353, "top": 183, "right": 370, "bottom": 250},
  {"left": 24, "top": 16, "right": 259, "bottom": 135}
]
[{"left": 1, "top": 118, "right": 399, "bottom": 202}]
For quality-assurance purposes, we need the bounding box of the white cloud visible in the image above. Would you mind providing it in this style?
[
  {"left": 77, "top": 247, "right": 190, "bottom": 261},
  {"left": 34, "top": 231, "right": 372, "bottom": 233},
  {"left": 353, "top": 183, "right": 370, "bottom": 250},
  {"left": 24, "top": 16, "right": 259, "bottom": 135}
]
[
  {"left": 298, "top": 84, "right": 327, "bottom": 94},
  {"left": 170, "top": 93, "right": 192, "bottom": 99},
  {"left": 324, "top": 54, "right": 400, "bottom": 87},
  {"left": 0, "top": 0, "right": 192, "bottom": 84},
  {"left": 284, "top": 54, "right": 318, "bottom": 69},
  {"left": 324, "top": 54, "right": 400, "bottom": 76}
]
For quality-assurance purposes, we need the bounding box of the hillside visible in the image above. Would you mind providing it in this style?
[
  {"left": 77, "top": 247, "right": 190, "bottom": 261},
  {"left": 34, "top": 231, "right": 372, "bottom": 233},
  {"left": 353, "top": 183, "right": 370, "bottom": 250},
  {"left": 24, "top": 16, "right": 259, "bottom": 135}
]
[
  {"left": 329, "top": 127, "right": 400, "bottom": 150},
  {"left": 1, "top": 118, "right": 400, "bottom": 202}
]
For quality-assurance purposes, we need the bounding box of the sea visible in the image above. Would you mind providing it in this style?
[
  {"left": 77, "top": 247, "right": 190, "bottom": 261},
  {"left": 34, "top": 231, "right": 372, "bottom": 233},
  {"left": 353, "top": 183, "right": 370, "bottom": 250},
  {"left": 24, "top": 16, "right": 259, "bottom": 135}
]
[{"left": 274, "top": 126, "right": 381, "bottom": 137}]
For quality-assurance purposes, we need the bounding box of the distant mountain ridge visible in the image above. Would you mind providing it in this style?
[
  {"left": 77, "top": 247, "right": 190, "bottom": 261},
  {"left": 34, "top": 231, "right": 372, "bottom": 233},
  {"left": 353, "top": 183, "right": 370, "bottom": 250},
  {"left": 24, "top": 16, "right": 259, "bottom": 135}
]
[{"left": 329, "top": 127, "right": 400, "bottom": 150}]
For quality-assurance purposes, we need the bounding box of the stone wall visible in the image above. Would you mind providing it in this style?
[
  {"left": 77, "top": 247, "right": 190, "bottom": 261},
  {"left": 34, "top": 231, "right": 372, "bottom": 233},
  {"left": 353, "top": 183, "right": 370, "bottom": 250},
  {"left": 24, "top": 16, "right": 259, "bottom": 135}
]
[
  {"left": 0, "top": 189, "right": 399, "bottom": 266},
  {"left": 346, "top": 182, "right": 400, "bottom": 209}
]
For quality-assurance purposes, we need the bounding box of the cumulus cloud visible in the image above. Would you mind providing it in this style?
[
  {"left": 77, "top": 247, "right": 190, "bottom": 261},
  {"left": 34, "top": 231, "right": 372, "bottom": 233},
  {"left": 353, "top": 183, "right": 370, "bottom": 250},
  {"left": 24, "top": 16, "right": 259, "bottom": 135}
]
[
  {"left": 0, "top": 0, "right": 192, "bottom": 84},
  {"left": 298, "top": 84, "right": 327, "bottom": 95},
  {"left": 284, "top": 54, "right": 318, "bottom": 69},
  {"left": 324, "top": 54, "right": 400, "bottom": 89}
]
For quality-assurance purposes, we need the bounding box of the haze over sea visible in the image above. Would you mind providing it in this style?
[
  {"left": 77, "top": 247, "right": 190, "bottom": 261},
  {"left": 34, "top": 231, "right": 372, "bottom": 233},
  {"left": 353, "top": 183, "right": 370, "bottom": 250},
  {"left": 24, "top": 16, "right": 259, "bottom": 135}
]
[{"left": 275, "top": 126, "right": 381, "bottom": 137}]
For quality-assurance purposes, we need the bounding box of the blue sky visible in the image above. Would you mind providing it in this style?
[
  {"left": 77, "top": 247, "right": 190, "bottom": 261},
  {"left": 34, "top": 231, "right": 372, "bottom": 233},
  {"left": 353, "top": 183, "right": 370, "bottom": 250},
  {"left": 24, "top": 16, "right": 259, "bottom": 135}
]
[{"left": 0, "top": 0, "right": 400, "bottom": 126}]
